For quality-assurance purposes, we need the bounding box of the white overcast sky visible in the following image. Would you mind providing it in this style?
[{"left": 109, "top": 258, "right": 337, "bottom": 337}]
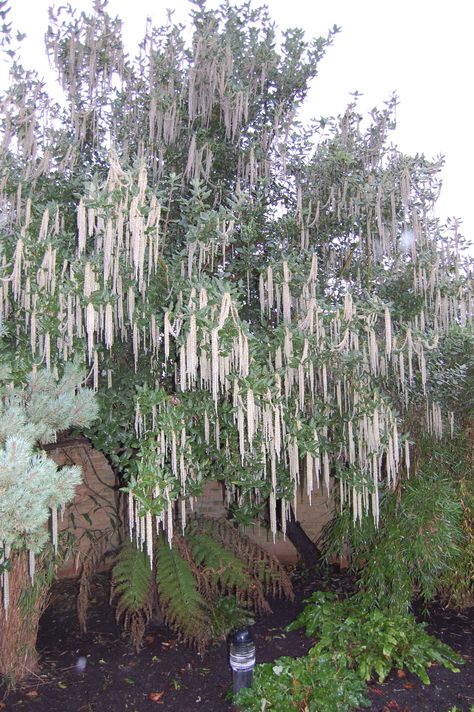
[{"left": 3, "top": 0, "right": 474, "bottom": 245}]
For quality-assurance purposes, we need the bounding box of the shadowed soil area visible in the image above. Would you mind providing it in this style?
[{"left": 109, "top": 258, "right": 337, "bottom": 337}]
[{"left": 1, "top": 571, "right": 473, "bottom": 711}]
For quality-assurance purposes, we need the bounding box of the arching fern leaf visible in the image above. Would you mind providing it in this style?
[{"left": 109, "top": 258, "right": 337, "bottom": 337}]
[
  {"left": 187, "top": 516, "right": 294, "bottom": 602},
  {"left": 187, "top": 531, "right": 270, "bottom": 613},
  {"left": 188, "top": 532, "right": 251, "bottom": 589},
  {"left": 111, "top": 544, "right": 153, "bottom": 651},
  {"left": 156, "top": 534, "right": 211, "bottom": 652}
]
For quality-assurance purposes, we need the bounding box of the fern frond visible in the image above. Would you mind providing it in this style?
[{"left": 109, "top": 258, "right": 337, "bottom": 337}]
[
  {"left": 111, "top": 544, "right": 153, "bottom": 651},
  {"left": 156, "top": 534, "right": 211, "bottom": 652},
  {"left": 209, "top": 595, "right": 254, "bottom": 638},
  {"left": 188, "top": 516, "right": 294, "bottom": 602},
  {"left": 77, "top": 530, "right": 110, "bottom": 633},
  {"left": 173, "top": 531, "right": 213, "bottom": 600},
  {"left": 188, "top": 532, "right": 251, "bottom": 590}
]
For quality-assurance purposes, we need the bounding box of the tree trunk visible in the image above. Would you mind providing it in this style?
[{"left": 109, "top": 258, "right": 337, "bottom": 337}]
[
  {"left": 278, "top": 503, "right": 324, "bottom": 569},
  {"left": 0, "top": 551, "right": 48, "bottom": 686}
]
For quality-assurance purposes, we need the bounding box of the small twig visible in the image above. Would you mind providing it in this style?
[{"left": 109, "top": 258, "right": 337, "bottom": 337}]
[{"left": 21, "top": 666, "right": 48, "bottom": 684}]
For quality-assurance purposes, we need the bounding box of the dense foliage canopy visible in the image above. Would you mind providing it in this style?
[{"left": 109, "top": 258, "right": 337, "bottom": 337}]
[{"left": 0, "top": 0, "right": 472, "bottom": 567}]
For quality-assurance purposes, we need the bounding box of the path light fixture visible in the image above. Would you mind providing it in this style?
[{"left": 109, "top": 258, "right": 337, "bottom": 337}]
[{"left": 229, "top": 627, "right": 256, "bottom": 694}]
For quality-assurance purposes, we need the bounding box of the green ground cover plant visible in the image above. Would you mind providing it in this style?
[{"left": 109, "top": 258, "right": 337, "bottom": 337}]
[{"left": 235, "top": 592, "right": 463, "bottom": 711}]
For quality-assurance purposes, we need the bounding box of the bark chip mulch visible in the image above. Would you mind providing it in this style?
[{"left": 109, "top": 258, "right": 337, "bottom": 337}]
[{"left": 1, "top": 572, "right": 472, "bottom": 711}]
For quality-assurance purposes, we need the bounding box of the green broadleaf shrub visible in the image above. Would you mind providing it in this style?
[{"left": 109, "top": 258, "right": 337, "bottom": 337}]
[
  {"left": 234, "top": 652, "right": 370, "bottom": 712},
  {"left": 288, "top": 592, "right": 463, "bottom": 684},
  {"left": 236, "top": 592, "right": 464, "bottom": 712}
]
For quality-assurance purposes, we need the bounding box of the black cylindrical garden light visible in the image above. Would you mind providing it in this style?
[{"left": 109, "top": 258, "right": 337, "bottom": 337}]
[{"left": 229, "top": 627, "right": 256, "bottom": 694}]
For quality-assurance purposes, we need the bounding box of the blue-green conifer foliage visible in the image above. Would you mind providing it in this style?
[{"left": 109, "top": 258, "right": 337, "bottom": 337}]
[{"left": 0, "top": 318, "right": 98, "bottom": 552}]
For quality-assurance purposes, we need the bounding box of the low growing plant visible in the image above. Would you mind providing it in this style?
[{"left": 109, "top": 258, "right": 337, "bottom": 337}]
[
  {"left": 235, "top": 592, "right": 464, "bottom": 712},
  {"left": 234, "top": 651, "right": 370, "bottom": 712},
  {"left": 288, "top": 592, "right": 463, "bottom": 684}
]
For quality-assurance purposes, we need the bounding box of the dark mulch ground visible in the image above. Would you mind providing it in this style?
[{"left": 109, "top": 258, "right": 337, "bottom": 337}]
[{"left": 1, "top": 570, "right": 473, "bottom": 712}]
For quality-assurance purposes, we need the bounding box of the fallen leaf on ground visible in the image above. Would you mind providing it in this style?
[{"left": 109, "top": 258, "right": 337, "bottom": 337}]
[
  {"left": 396, "top": 669, "right": 406, "bottom": 678},
  {"left": 148, "top": 691, "right": 165, "bottom": 703},
  {"left": 370, "top": 687, "right": 384, "bottom": 696},
  {"left": 403, "top": 682, "right": 415, "bottom": 689},
  {"left": 25, "top": 689, "right": 39, "bottom": 699}
]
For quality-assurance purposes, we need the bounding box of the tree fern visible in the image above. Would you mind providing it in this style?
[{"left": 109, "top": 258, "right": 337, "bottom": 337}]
[
  {"left": 156, "top": 535, "right": 211, "bottom": 652},
  {"left": 111, "top": 544, "right": 153, "bottom": 651}
]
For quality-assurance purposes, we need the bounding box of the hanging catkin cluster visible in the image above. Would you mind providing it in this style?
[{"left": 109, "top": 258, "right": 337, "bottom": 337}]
[
  {"left": 0, "top": 2, "right": 472, "bottom": 563},
  {"left": 2, "top": 156, "right": 473, "bottom": 555},
  {"left": 127, "top": 233, "right": 472, "bottom": 554}
]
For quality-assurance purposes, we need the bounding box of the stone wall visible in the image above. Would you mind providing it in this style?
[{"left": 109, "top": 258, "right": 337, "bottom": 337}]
[
  {"left": 46, "top": 437, "right": 119, "bottom": 577},
  {"left": 48, "top": 440, "right": 334, "bottom": 572},
  {"left": 190, "top": 480, "right": 333, "bottom": 564}
]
